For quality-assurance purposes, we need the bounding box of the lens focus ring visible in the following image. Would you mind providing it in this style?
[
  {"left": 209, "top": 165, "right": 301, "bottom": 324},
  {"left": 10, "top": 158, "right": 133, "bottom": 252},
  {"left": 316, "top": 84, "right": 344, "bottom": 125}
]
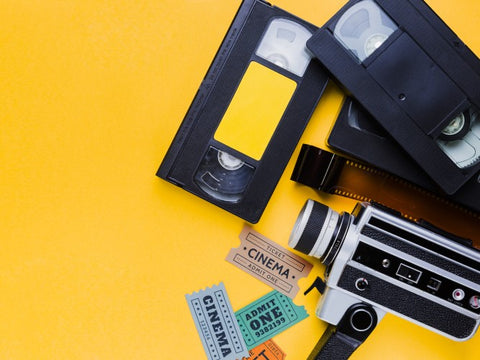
[
  {"left": 289, "top": 200, "right": 349, "bottom": 264},
  {"left": 290, "top": 200, "right": 331, "bottom": 255}
]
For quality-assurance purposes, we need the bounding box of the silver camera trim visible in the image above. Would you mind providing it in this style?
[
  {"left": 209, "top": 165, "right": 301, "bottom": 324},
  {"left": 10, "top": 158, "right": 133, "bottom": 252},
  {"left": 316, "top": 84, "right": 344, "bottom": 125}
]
[{"left": 293, "top": 201, "right": 480, "bottom": 341}]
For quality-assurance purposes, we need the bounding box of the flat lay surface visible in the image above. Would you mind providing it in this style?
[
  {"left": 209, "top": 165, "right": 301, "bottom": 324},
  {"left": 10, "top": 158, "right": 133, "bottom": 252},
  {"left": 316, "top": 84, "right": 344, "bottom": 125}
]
[{"left": 1, "top": 0, "right": 479, "bottom": 358}]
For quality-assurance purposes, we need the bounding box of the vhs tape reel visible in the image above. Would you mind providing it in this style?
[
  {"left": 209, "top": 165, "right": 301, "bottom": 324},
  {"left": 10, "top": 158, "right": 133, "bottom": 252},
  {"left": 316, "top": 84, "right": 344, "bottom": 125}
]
[
  {"left": 328, "top": 98, "right": 480, "bottom": 214},
  {"left": 333, "top": 0, "right": 480, "bottom": 171},
  {"left": 194, "top": 147, "right": 255, "bottom": 203},
  {"left": 437, "top": 108, "right": 480, "bottom": 169},
  {"left": 333, "top": 0, "right": 397, "bottom": 62},
  {"left": 307, "top": 0, "right": 480, "bottom": 194},
  {"left": 157, "top": 0, "right": 329, "bottom": 223}
]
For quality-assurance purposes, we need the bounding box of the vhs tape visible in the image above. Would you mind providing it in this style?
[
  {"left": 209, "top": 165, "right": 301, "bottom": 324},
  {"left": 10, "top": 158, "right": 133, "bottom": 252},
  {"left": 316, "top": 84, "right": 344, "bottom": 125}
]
[
  {"left": 306, "top": 0, "right": 480, "bottom": 195},
  {"left": 328, "top": 98, "right": 480, "bottom": 213},
  {"left": 157, "top": 0, "right": 328, "bottom": 223}
]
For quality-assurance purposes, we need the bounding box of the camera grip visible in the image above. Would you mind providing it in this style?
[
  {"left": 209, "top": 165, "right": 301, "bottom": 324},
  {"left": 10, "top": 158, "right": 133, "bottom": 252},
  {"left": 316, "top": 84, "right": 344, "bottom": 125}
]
[
  {"left": 308, "top": 303, "right": 378, "bottom": 360},
  {"left": 308, "top": 324, "right": 358, "bottom": 360}
]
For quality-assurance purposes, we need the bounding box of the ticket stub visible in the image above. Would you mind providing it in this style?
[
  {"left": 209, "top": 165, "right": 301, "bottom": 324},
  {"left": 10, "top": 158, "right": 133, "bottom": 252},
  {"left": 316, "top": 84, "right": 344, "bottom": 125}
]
[
  {"left": 186, "top": 283, "right": 249, "bottom": 360},
  {"left": 242, "top": 339, "right": 285, "bottom": 360},
  {"left": 235, "top": 290, "right": 308, "bottom": 349},
  {"left": 226, "top": 226, "right": 313, "bottom": 298}
]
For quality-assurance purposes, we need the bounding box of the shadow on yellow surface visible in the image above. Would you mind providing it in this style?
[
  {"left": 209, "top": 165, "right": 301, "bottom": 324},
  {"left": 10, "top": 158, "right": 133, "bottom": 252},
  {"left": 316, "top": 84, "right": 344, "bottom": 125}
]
[{"left": 1, "top": 0, "right": 479, "bottom": 359}]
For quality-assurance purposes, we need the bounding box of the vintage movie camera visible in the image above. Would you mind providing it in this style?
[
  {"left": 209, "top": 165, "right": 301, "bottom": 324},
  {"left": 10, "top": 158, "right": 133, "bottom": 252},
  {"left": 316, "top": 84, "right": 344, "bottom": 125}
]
[{"left": 289, "top": 200, "right": 480, "bottom": 359}]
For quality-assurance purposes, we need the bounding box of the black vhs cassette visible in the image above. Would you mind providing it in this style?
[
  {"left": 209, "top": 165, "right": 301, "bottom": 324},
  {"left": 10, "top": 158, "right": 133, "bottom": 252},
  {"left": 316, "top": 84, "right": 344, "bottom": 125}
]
[
  {"left": 306, "top": 0, "right": 480, "bottom": 195},
  {"left": 157, "top": 0, "right": 329, "bottom": 223},
  {"left": 328, "top": 98, "right": 480, "bottom": 213}
]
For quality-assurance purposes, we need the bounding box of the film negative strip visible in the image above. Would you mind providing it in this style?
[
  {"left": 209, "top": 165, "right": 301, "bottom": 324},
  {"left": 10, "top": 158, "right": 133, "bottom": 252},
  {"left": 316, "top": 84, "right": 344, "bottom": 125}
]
[
  {"left": 306, "top": 0, "right": 480, "bottom": 195},
  {"left": 157, "top": 0, "right": 328, "bottom": 223},
  {"left": 328, "top": 97, "right": 480, "bottom": 213},
  {"left": 291, "top": 144, "right": 480, "bottom": 249}
]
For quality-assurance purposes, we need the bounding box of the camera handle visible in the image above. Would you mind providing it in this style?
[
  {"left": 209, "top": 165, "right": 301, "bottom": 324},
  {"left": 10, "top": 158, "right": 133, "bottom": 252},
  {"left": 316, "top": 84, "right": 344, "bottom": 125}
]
[{"left": 307, "top": 302, "right": 378, "bottom": 360}]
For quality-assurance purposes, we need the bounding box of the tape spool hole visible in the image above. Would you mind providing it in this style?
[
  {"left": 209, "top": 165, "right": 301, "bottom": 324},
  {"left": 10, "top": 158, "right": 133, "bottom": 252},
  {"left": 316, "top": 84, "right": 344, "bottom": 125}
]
[
  {"left": 217, "top": 151, "right": 244, "bottom": 170},
  {"left": 266, "top": 53, "right": 289, "bottom": 70},
  {"left": 355, "top": 278, "right": 369, "bottom": 291},
  {"left": 365, "top": 33, "right": 389, "bottom": 57},
  {"left": 441, "top": 113, "right": 466, "bottom": 137},
  {"left": 333, "top": 0, "right": 398, "bottom": 62}
]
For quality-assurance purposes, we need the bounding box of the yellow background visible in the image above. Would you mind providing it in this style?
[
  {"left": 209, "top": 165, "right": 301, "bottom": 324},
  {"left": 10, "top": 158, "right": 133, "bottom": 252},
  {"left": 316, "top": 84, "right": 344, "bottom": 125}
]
[{"left": 1, "top": 0, "right": 479, "bottom": 359}]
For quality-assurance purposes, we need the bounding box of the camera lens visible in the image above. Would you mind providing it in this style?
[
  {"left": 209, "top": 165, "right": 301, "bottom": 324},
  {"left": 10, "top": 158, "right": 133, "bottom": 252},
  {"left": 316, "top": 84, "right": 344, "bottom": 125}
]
[{"left": 289, "top": 199, "right": 352, "bottom": 265}]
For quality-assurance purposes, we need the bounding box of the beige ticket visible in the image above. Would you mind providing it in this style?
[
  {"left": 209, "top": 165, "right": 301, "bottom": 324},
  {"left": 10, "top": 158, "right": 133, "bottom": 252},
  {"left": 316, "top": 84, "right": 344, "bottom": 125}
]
[{"left": 226, "top": 226, "right": 312, "bottom": 298}]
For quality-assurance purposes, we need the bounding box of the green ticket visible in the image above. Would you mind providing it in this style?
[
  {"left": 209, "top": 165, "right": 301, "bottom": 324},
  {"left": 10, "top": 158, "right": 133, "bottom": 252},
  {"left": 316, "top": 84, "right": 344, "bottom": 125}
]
[{"left": 235, "top": 290, "right": 308, "bottom": 349}]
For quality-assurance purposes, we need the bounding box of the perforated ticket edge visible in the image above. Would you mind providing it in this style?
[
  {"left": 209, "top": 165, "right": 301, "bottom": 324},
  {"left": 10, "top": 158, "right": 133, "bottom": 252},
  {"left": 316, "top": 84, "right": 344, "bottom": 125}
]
[
  {"left": 242, "top": 339, "right": 286, "bottom": 360},
  {"left": 185, "top": 282, "right": 249, "bottom": 360},
  {"left": 226, "top": 226, "right": 313, "bottom": 298},
  {"left": 235, "top": 290, "right": 309, "bottom": 349}
]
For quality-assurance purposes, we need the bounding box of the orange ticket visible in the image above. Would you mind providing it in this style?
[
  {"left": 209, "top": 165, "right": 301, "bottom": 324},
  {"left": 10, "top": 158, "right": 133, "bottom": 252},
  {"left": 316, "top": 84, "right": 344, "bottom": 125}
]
[{"left": 243, "top": 339, "right": 285, "bottom": 360}]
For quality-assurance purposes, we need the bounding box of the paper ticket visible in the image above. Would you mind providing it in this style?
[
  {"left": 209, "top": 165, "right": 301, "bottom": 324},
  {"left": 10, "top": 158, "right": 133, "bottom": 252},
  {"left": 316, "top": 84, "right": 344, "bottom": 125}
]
[
  {"left": 226, "top": 226, "right": 313, "bottom": 298},
  {"left": 186, "top": 283, "right": 249, "bottom": 360},
  {"left": 235, "top": 290, "right": 308, "bottom": 349},
  {"left": 242, "top": 339, "right": 285, "bottom": 360}
]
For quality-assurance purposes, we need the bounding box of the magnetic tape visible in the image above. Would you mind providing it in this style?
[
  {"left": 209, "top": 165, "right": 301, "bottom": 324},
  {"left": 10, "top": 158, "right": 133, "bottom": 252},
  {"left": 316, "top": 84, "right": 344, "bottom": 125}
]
[
  {"left": 157, "top": 0, "right": 329, "bottom": 223},
  {"left": 307, "top": 0, "right": 480, "bottom": 195}
]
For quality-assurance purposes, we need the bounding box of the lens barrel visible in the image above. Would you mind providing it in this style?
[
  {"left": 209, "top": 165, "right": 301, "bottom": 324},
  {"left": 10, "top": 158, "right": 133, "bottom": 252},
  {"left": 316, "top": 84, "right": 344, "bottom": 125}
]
[{"left": 289, "top": 199, "right": 351, "bottom": 265}]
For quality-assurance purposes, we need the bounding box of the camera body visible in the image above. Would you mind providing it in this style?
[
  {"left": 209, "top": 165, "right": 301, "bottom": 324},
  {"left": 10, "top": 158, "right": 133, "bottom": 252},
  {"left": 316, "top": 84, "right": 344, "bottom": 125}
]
[{"left": 290, "top": 200, "right": 480, "bottom": 341}]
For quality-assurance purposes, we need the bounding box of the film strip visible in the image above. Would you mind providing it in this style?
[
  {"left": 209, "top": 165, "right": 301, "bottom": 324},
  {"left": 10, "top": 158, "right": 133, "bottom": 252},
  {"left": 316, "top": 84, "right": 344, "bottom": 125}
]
[{"left": 291, "top": 144, "right": 480, "bottom": 249}]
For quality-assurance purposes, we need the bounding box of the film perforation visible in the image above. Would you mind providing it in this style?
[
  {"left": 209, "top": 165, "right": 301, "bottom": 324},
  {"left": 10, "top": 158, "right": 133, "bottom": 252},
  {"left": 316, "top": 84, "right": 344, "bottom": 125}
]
[
  {"left": 345, "top": 158, "right": 480, "bottom": 220},
  {"left": 333, "top": 189, "right": 371, "bottom": 203}
]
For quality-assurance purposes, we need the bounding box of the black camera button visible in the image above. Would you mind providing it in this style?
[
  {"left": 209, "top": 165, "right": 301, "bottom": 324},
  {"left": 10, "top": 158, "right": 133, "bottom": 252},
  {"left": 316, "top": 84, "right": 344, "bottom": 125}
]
[
  {"left": 355, "top": 277, "right": 369, "bottom": 291},
  {"left": 427, "top": 277, "right": 442, "bottom": 291},
  {"left": 469, "top": 295, "right": 480, "bottom": 310}
]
